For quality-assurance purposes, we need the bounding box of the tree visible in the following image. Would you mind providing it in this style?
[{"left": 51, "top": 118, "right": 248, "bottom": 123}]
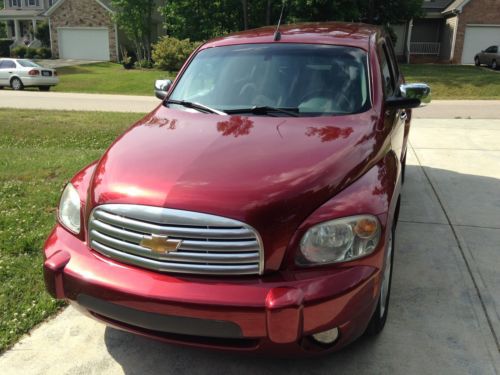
[
  {"left": 160, "top": 0, "right": 423, "bottom": 41},
  {"left": 162, "top": 0, "right": 243, "bottom": 41},
  {"left": 35, "top": 21, "right": 50, "bottom": 47},
  {"left": 111, "top": 0, "right": 156, "bottom": 62}
]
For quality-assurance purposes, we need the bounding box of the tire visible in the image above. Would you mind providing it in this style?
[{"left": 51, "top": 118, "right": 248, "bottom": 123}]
[
  {"left": 10, "top": 77, "right": 24, "bottom": 91},
  {"left": 39, "top": 86, "right": 51, "bottom": 91},
  {"left": 474, "top": 56, "right": 480, "bottom": 67},
  {"left": 492, "top": 60, "right": 498, "bottom": 70},
  {"left": 365, "top": 227, "right": 395, "bottom": 336}
]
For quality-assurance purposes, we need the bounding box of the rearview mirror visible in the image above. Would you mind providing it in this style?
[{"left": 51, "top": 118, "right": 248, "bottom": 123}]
[{"left": 154, "top": 79, "right": 172, "bottom": 100}]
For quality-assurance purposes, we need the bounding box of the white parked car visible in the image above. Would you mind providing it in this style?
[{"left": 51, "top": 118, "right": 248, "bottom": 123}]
[{"left": 0, "top": 58, "right": 59, "bottom": 91}]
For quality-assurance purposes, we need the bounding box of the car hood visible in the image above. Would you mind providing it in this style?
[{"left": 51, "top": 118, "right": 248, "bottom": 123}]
[{"left": 88, "top": 106, "right": 383, "bottom": 271}]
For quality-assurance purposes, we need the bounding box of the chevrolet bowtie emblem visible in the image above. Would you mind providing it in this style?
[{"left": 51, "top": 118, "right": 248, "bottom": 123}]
[{"left": 140, "top": 234, "right": 183, "bottom": 254}]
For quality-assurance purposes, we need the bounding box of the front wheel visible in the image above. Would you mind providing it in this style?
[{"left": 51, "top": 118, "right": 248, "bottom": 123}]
[
  {"left": 365, "top": 228, "right": 394, "bottom": 336},
  {"left": 39, "top": 86, "right": 51, "bottom": 91},
  {"left": 474, "top": 56, "right": 480, "bottom": 66},
  {"left": 10, "top": 77, "right": 24, "bottom": 91}
]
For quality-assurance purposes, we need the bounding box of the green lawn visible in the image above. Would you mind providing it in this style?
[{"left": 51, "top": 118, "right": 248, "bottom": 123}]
[
  {"left": 0, "top": 109, "right": 145, "bottom": 353},
  {"left": 401, "top": 64, "right": 500, "bottom": 100},
  {"left": 51, "top": 62, "right": 176, "bottom": 96}
]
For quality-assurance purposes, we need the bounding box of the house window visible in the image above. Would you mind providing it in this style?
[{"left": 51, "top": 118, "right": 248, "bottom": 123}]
[
  {"left": 48, "top": 0, "right": 58, "bottom": 6},
  {"left": 10, "top": 0, "right": 21, "bottom": 7},
  {"left": 25, "top": 0, "right": 40, "bottom": 6}
]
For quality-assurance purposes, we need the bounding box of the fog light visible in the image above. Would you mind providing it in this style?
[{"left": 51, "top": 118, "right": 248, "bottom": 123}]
[{"left": 311, "top": 327, "right": 339, "bottom": 344}]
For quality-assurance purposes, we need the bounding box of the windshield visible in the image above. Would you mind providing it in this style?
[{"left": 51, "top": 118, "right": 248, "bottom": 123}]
[
  {"left": 169, "top": 43, "right": 370, "bottom": 116},
  {"left": 17, "top": 60, "right": 41, "bottom": 68}
]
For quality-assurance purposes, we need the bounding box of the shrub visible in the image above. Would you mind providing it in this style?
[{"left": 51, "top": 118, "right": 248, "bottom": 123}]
[
  {"left": 135, "top": 59, "right": 153, "bottom": 69},
  {"left": 36, "top": 47, "right": 52, "bottom": 59},
  {"left": 25, "top": 48, "right": 36, "bottom": 58},
  {"left": 152, "top": 36, "right": 200, "bottom": 71},
  {"left": 11, "top": 45, "right": 27, "bottom": 58},
  {"left": 0, "top": 39, "right": 12, "bottom": 57}
]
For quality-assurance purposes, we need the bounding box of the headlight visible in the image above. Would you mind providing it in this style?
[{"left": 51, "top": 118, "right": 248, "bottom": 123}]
[
  {"left": 58, "top": 183, "right": 81, "bottom": 234},
  {"left": 298, "top": 215, "right": 381, "bottom": 265}
]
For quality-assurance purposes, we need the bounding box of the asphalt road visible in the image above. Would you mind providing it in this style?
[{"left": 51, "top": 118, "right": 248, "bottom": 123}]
[
  {"left": 0, "top": 91, "right": 159, "bottom": 113},
  {"left": 0, "top": 117, "right": 499, "bottom": 374},
  {"left": 1, "top": 90, "right": 500, "bottom": 118}
]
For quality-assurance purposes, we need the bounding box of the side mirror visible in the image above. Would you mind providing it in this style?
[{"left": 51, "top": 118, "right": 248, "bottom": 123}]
[
  {"left": 154, "top": 79, "right": 172, "bottom": 100},
  {"left": 385, "top": 83, "right": 431, "bottom": 110},
  {"left": 400, "top": 83, "right": 431, "bottom": 104}
]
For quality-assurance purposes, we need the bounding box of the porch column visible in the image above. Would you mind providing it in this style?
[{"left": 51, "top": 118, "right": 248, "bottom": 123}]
[
  {"left": 32, "top": 19, "right": 38, "bottom": 39},
  {"left": 6, "top": 21, "right": 13, "bottom": 39},
  {"left": 14, "top": 19, "right": 21, "bottom": 41}
]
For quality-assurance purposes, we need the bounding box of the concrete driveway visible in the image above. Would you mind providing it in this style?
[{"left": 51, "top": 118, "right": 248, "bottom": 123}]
[
  {"left": 33, "top": 59, "right": 102, "bottom": 68},
  {"left": 0, "top": 117, "right": 499, "bottom": 374}
]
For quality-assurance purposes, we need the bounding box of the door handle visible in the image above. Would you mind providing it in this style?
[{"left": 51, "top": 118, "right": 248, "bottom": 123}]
[{"left": 8, "top": 71, "right": 13, "bottom": 73}]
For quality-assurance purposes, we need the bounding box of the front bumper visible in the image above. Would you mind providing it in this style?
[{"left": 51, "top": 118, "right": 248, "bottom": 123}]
[{"left": 43, "top": 225, "right": 382, "bottom": 355}]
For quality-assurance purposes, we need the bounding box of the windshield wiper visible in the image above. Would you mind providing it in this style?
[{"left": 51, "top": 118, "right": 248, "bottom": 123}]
[
  {"left": 225, "top": 106, "right": 300, "bottom": 117},
  {"left": 166, "top": 99, "right": 227, "bottom": 115}
]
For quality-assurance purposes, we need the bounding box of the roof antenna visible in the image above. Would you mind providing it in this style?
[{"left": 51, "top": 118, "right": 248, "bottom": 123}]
[{"left": 274, "top": 1, "right": 286, "bottom": 41}]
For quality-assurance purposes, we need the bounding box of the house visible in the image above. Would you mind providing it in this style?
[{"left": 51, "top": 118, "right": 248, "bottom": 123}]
[
  {"left": 0, "top": 0, "right": 53, "bottom": 49},
  {"left": 44, "top": 0, "right": 118, "bottom": 61},
  {"left": 395, "top": 0, "right": 500, "bottom": 64},
  {"left": 0, "top": 0, "right": 164, "bottom": 61}
]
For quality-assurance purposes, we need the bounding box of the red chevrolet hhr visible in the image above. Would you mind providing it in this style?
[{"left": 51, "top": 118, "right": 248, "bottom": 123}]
[{"left": 43, "top": 23, "right": 430, "bottom": 355}]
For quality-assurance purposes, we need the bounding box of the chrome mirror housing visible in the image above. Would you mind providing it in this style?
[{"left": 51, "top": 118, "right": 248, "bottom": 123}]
[
  {"left": 154, "top": 79, "right": 173, "bottom": 100},
  {"left": 400, "top": 83, "right": 431, "bottom": 106}
]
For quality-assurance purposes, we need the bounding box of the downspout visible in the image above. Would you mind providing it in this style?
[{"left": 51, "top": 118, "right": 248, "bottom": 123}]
[
  {"left": 449, "top": 10, "right": 459, "bottom": 63},
  {"left": 115, "top": 22, "right": 119, "bottom": 62},
  {"left": 48, "top": 18, "right": 53, "bottom": 57},
  {"left": 406, "top": 18, "right": 413, "bottom": 64}
]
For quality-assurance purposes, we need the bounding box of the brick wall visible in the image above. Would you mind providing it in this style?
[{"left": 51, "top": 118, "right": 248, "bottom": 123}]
[
  {"left": 49, "top": 0, "right": 117, "bottom": 61},
  {"left": 452, "top": 0, "right": 500, "bottom": 63}
]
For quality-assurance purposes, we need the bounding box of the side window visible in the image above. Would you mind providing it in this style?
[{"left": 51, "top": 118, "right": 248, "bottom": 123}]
[
  {"left": 485, "top": 46, "right": 496, "bottom": 53},
  {"left": 4, "top": 61, "right": 16, "bottom": 69},
  {"left": 385, "top": 38, "right": 400, "bottom": 80},
  {"left": 379, "top": 43, "right": 395, "bottom": 96},
  {"left": 493, "top": 46, "right": 498, "bottom": 53}
]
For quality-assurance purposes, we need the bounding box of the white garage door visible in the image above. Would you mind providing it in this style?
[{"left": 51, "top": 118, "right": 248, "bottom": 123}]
[
  {"left": 58, "top": 28, "right": 110, "bottom": 61},
  {"left": 461, "top": 25, "right": 500, "bottom": 64}
]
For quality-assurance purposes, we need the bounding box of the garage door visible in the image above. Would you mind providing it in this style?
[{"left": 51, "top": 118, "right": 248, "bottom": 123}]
[
  {"left": 461, "top": 25, "right": 500, "bottom": 64},
  {"left": 58, "top": 28, "right": 110, "bottom": 61}
]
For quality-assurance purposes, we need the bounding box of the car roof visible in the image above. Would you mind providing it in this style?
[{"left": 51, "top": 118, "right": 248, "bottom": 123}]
[{"left": 201, "top": 22, "right": 380, "bottom": 51}]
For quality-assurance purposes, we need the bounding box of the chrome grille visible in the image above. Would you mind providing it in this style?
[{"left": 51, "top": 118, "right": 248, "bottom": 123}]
[{"left": 88, "top": 204, "right": 263, "bottom": 275}]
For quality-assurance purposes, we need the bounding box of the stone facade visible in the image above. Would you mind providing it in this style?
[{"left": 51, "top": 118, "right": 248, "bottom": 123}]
[
  {"left": 452, "top": 0, "right": 500, "bottom": 63},
  {"left": 49, "top": 0, "right": 117, "bottom": 61}
]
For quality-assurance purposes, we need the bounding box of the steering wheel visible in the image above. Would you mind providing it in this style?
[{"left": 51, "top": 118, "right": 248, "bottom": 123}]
[{"left": 299, "top": 89, "right": 351, "bottom": 112}]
